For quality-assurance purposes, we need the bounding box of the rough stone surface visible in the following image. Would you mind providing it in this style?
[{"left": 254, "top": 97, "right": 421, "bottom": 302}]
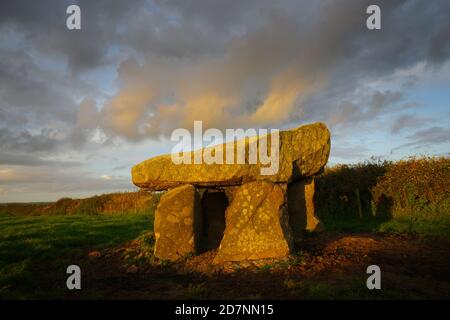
[
  {"left": 132, "top": 122, "right": 330, "bottom": 190},
  {"left": 154, "top": 184, "right": 202, "bottom": 261},
  {"left": 213, "top": 181, "right": 293, "bottom": 263},
  {"left": 288, "top": 178, "right": 323, "bottom": 239}
]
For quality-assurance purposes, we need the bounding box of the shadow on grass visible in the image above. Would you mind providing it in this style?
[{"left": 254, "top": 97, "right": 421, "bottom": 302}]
[{"left": 0, "top": 213, "right": 152, "bottom": 299}]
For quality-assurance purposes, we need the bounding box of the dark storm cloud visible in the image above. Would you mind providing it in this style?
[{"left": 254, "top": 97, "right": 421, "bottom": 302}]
[{"left": 0, "top": 0, "right": 145, "bottom": 70}]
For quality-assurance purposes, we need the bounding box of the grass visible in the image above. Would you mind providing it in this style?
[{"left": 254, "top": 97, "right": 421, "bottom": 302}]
[
  {"left": 378, "top": 216, "right": 450, "bottom": 238},
  {"left": 0, "top": 213, "right": 153, "bottom": 299},
  {"left": 321, "top": 216, "right": 383, "bottom": 233},
  {"left": 322, "top": 215, "right": 450, "bottom": 238},
  {"left": 0, "top": 211, "right": 448, "bottom": 299},
  {"left": 182, "top": 283, "right": 209, "bottom": 299}
]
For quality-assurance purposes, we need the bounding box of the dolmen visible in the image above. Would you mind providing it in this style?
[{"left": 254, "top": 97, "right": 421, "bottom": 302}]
[{"left": 132, "top": 122, "right": 330, "bottom": 263}]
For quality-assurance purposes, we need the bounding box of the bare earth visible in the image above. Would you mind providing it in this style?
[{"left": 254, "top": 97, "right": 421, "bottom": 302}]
[{"left": 36, "top": 232, "right": 450, "bottom": 299}]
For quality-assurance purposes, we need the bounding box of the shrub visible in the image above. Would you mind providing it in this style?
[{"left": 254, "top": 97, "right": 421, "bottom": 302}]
[
  {"left": 371, "top": 157, "right": 450, "bottom": 219},
  {"left": 315, "top": 158, "right": 389, "bottom": 219},
  {"left": 315, "top": 156, "right": 450, "bottom": 222}
]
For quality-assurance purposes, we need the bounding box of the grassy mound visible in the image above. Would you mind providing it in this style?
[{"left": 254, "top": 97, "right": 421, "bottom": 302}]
[{"left": 0, "top": 191, "right": 161, "bottom": 216}]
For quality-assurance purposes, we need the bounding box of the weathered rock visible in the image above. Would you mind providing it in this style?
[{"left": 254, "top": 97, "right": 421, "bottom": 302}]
[
  {"left": 288, "top": 178, "right": 323, "bottom": 239},
  {"left": 213, "top": 181, "right": 293, "bottom": 263},
  {"left": 132, "top": 122, "right": 330, "bottom": 190},
  {"left": 153, "top": 184, "right": 202, "bottom": 261}
]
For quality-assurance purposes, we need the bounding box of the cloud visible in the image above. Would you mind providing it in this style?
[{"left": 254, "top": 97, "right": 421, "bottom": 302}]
[
  {"left": 407, "top": 126, "right": 450, "bottom": 145},
  {"left": 0, "top": 152, "right": 81, "bottom": 167},
  {"left": 390, "top": 114, "right": 429, "bottom": 134},
  {"left": 77, "top": 98, "right": 100, "bottom": 129},
  {"left": 0, "top": 49, "right": 79, "bottom": 126},
  {"left": 1, "top": 0, "right": 450, "bottom": 201},
  {"left": 390, "top": 126, "right": 450, "bottom": 153},
  {"left": 0, "top": 165, "right": 132, "bottom": 194},
  {"left": 92, "top": 2, "right": 343, "bottom": 138},
  {"left": 3, "top": 0, "right": 450, "bottom": 142},
  {"left": 90, "top": 0, "right": 450, "bottom": 141},
  {"left": 0, "top": 0, "right": 145, "bottom": 71},
  {"left": 0, "top": 127, "right": 92, "bottom": 154},
  {"left": 327, "top": 90, "right": 404, "bottom": 128}
]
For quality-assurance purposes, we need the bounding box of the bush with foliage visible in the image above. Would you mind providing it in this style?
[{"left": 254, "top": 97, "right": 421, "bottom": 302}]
[
  {"left": 315, "top": 156, "right": 450, "bottom": 222},
  {"left": 315, "top": 158, "right": 388, "bottom": 218},
  {"left": 371, "top": 157, "right": 450, "bottom": 219}
]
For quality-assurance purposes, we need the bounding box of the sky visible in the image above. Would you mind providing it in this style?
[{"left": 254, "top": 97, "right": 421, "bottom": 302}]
[{"left": 0, "top": 0, "right": 449, "bottom": 202}]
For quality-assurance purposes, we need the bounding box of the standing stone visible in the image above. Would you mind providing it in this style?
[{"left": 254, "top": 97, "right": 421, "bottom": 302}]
[
  {"left": 213, "top": 181, "right": 293, "bottom": 263},
  {"left": 288, "top": 178, "right": 323, "bottom": 240},
  {"left": 154, "top": 184, "right": 202, "bottom": 261}
]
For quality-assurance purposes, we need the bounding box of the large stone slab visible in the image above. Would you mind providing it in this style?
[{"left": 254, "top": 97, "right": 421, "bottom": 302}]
[
  {"left": 132, "top": 122, "right": 330, "bottom": 190},
  {"left": 153, "top": 184, "right": 202, "bottom": 261},
  {"left": 288, "top": 178, "right": 323, "bottom": 239},
  {"left": 213, "top": 181, "right": 293, "bottom": 263}
]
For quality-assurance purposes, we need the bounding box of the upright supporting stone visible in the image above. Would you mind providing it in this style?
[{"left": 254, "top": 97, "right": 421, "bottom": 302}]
[
  {"left": 288, "top": 178, "right": 323, "bottom": 240},
  {"left": 154, "top": 184, "right": 202, "bottom": 261},
  {"left": 213, "top": 181, "right": 293, "bottom": 263}
]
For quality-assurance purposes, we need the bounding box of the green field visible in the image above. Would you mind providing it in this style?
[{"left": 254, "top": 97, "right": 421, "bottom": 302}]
[
  {"left": 0, "top": 213, "right": 152, "bottom": 299},
  {"left": 1, "top": 210, "right": 449, "bottom": 299}
]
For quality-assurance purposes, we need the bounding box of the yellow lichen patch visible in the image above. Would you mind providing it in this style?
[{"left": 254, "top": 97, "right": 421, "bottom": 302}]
[{"left": 166, "top": 214, "right": 180, "bottom": 224}]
